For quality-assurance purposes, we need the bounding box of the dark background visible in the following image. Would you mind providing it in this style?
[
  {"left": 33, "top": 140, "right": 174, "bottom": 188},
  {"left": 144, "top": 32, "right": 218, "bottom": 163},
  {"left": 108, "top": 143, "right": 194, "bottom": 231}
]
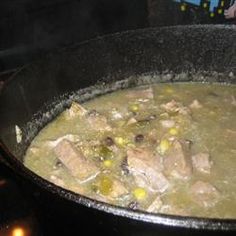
[
  {"left": 0, "top": 0, "right": 148, "bottom": 72},
  {"left": 0, "top": 0, "right": 234, "bottom": 73}
]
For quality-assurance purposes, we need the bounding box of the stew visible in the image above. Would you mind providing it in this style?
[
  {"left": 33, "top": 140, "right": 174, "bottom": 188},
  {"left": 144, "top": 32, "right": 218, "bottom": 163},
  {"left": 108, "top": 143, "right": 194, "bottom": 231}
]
[{"left": 24, "top": 82, "right": 236, "bottom": 219}]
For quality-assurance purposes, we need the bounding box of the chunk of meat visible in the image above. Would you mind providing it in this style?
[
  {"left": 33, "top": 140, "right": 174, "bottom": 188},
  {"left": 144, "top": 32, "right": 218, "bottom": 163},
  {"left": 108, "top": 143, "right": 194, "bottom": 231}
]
[
  {"left": 109, "top": 179, "right": 129, "bottom": 199},
  {"left": 190, "top": 181, "right": 220, "bottom": 208},
  {"left": 192, "top": 152, "right": 212, "bottom": 174},
  {"left": 163, "top": 140, "right": 192, "bottom": 180},
  {"left": 127, "top": 148, "right": 169, "bottom": 193},
  {"left": 87, "top": 112, "right": 112, "bottom": 131},
  {"left": 147, "top": 195, "right": 163, "bottom": 213},
  {"left": 110, "top": 107, "right": 129, "bottom": 120},
  {"left": 54, "top": 140, "right": 99, "bottom": 182},
  {"left": 160, "top": 100, "right": 190, "bottom": 115},
  {"left": 189, "top": 99, "right": 202, "bottom": 109},
  {"left": 66, "top": 103, "right": 111, "bottom": 131},
  {"left": 126, "top": 117, "right": 138, "bottom": 126},
  {"left": 65, "top": 102, "right": 87, "bottom": 119},
  {"left": 126, "top": 87, "right": 154, "bottom": 100},
  {"left": 160, "top": 119, "right": 175, "bottom": 128}
]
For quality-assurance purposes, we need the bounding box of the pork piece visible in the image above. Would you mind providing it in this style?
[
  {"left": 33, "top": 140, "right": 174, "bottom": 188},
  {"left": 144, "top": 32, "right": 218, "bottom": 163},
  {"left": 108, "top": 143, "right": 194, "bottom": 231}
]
[
  {"left": 86, "top": 111, "right": 112, "bottom": 131},
  {"left": 126, "top": 117, "right": 138, "bottom": 126},
  {"left": 109, "top": 179, "right": 129, "bottom": 199},
  {"left": 160, "top": 119, "right": 175, "bottom": 128},
  {"left": 65, "top": 101, "right": 87, "bottom": 119},
  {"left": 192, "top": 152, "right": 212, "bottom": 174},
  {"left": 189, "top": 99, "right": 202, "bottom": 109},
  {"left": 147, "top": 195, "right": 163, "bottom": 213},
  {"left": 160, "top": 100, "right": 190, "bottom": 115},
  {"left": 127, "top": 148, "right": 169, "bottom": 193},
  {"left": 126, "top": 87, "right": 154, "bottom": 100},
  {"left": 190, "top": 181, "right": 220, "bottom": 208},
  {"left": 65, "top": 101, "right": 111, "bottom": 131},
  {"left": 54, "top": 139, "right": 99, "bottom": 182},
  {"left": 163, "top": 140, "right": 192, "bottom": 180},
  {"left": 110, "top": 108, "right": 127, "bottom": 120}
]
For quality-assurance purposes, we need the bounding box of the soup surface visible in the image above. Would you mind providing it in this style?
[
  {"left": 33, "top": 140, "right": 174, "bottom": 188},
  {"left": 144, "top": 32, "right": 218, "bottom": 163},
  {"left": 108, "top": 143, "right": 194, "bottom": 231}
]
[{"left": 24, "top": 82, "right": 236, "bottom": 218}]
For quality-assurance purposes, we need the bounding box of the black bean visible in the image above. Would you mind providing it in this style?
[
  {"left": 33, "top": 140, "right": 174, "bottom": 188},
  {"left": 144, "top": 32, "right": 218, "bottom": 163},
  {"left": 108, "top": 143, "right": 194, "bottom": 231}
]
[
  {"left": 55, "top": 160, "right": 62, "bottom": 168},
  {"left": 104, "top": 137, "right": 114, "bottom": 146},
  {"left": 88, "top": 109, "right": 99, "bottom": 116},
  {"left": 135, "top": 134, "right": 144, "bottom": 143}
]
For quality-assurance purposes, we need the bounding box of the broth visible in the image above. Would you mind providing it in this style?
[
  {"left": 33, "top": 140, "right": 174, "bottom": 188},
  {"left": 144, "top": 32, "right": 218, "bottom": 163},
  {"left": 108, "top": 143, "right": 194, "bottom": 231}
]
[{"left": 24, "top": 82, "right": 236, "bottom": 219}]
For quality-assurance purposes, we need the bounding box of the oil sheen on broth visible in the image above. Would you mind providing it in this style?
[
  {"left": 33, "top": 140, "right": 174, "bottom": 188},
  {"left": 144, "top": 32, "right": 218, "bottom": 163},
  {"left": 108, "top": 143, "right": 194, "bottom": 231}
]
[{"left": 24, "top": 83, "right": 236, "bottom": 219}]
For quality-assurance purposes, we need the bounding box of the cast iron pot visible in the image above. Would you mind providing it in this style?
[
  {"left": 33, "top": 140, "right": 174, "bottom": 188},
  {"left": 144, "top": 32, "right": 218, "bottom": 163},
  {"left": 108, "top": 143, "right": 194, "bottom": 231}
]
[{"left": 0, "top": 25, "right": 236, "bottom": 235}]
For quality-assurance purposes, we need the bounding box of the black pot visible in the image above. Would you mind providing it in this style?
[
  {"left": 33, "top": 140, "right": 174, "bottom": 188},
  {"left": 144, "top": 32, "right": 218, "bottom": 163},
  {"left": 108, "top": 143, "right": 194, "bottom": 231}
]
[{"left": 0, "top": 25, "right": 236, "bottom": 235}]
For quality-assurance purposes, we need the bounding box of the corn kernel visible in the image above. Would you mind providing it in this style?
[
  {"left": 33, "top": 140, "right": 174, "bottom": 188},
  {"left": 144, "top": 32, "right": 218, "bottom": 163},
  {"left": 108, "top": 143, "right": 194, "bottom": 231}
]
[
  {"left": 103, "top": 160, "right": 112, "bottom": 168},
  {"left": 115, "top": 136, "right": 130, "bottom": 147},
  {"left": 169, "top": 128, "right": 178, "bottom": 135},
  {"left": 115, "top": 137, "right": 125, "bottom": 145},
  {"left": 133, "top": 187, "right": 147, "bottom": 200},
  {"left": 129, "top": 104, "right": 139, "bottom": 112},
  {"left": 157, "top": 139, "right": 170, "bottom": 155}
]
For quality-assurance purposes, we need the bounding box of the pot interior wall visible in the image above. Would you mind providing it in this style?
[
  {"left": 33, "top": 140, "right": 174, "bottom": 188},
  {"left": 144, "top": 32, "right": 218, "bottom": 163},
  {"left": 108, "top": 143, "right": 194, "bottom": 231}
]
[{"left": 1, "top": 25, "right": 236, "bottom": 161}]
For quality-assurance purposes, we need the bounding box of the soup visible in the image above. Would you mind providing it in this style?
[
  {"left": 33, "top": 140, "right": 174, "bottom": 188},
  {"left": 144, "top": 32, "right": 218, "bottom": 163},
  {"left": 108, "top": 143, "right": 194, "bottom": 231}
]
[{"left": 24, "top": 82, "right": 236, "bottom": 219}]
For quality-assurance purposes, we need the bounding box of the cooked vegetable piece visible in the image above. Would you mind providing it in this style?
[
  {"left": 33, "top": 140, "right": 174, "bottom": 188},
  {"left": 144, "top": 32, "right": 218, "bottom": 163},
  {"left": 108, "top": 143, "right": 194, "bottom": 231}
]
[
  {"left": 169, "top": 128, "right": 178, "bottom": 135},
  {"left": 133, "top": 187, "right": 147, "bottom": 201},
  {"left": 103, "top": 159, "right": 113, "bottom": 168},
  {"left": 94, "top": 175, "right": 128, "bottom": 199},
  {"left": 157, "top": 139, "right": 171, "bottom": 155}
]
